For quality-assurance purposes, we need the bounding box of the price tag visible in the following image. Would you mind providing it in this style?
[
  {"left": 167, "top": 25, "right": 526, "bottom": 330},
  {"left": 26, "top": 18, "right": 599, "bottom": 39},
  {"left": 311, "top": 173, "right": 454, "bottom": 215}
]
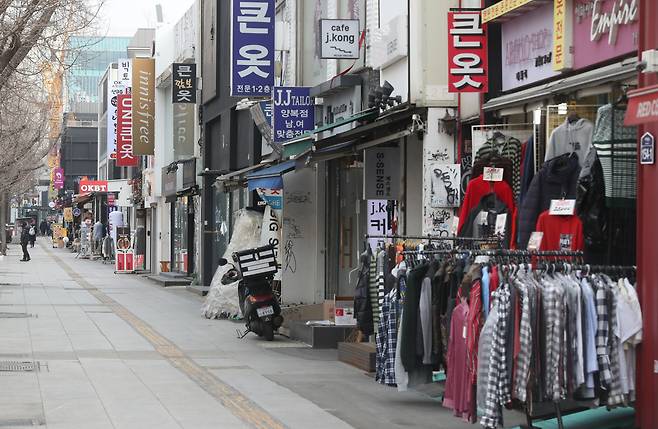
[
  {"left": 483, "top": 167, "right": 504, "bottom": 182},
  {"left": 451, "top": 216, "right": 459, "bottom": 236},
  {"left": 528, "top": 232, "right": 544, "bottom": 251},
  {"left": 495, "top": 214, "right": 507, "bottom": 236},
  {"left": 549, "top": 199, "right": 576, "bottom": 216}
]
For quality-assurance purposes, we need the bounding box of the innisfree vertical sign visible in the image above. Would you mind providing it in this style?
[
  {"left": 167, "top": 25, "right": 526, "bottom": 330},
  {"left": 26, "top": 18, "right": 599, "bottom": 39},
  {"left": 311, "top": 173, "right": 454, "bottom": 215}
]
[
  {"left": 231, "top": 0, "right": 275, "bottom": 97},
  {"left": 321, "top": 19, "right": 360, "bottom": 59}
]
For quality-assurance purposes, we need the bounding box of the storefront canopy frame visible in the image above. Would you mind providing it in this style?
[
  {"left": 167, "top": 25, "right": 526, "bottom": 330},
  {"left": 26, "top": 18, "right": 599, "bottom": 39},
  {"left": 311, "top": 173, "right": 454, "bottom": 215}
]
[
  {"left": 246, "top": 160, "right": 296, "bottom": 191},
  {"left": 213, "top": 159, "right": 277, "bottom": 193},
  {"left": 483, "top": 59, "right": 638, "bottom": 112}
]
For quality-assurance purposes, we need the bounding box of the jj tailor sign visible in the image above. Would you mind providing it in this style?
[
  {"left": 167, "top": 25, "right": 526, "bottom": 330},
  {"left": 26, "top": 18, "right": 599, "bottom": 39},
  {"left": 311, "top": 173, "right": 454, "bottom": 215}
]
[
  {"left": 172, "top": 63, "right": 197, "bottom": 104},
  {"left": 447, "top": 11, "right": 488, "bottom": 93},
  {"left": 364, "top": 147, "right": 401, "bottom": 200},
  {"left": 273, "top": 87, "right": 314, "bottom": 143},
  {"left": 231, "top": 0, "right": 275, "bottom": 97},
  {"left": 132, "top": 58, "right": 155, "bottom": 155},
  {"left": 116, "top": 94, "right": 138, "bottom": 167},
  {"left": 320, "top": 19, "right": 360, "bottom": 59},
  {"left": 501, "top": 4, "right": 559, "bottom": 91}
]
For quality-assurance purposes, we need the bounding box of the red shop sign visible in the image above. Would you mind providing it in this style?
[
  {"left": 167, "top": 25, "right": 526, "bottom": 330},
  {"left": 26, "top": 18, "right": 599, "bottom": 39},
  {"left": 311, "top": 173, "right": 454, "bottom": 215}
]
[
  {"left": 447, "top": 11, "right": 488, "bottom": 93},
  {"left": 79, "top": 180, "right": 108, "bottom": 195},
  {"left": 624, "top": 84, "right": 658, "bottom": 126},
  {"left": 116, "top": 94, "right": 138, "bottom": 167}
]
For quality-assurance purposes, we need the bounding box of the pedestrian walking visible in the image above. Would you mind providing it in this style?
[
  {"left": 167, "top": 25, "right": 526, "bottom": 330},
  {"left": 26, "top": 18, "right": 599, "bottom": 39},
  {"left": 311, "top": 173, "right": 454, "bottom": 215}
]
[
  {"left": 39, "top": 220, "right": 48, "bottom": 236},
  {"left": 20, "top": 221, "right": 30, "bottom": 262},
  {"left": 28, "top": 222, "right": 36, "bottom": 247}
]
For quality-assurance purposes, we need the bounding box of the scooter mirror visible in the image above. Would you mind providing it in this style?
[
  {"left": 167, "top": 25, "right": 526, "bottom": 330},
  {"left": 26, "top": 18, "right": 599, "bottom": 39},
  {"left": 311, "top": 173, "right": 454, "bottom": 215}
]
[{"left": 218, "top": 258, "right": 228, "bottom": 266}]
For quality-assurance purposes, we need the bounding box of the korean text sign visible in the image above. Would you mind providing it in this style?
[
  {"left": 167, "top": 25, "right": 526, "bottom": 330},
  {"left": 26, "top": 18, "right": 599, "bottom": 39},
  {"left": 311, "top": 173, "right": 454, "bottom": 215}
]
[
  {"left": 116, "top": 94, "right": 138, "bottom": 167},
  {"left": 172, "top": 63, "right": 197, "bottom": 103},
  {"left": 273, "top": 87, "right": 314, "bottom": 143},
  {"left": 231, "top": 0, "right": 275, "bottom": 97},
  {"left": 447, "top": 11, "right": 488, "bottom": 93}
]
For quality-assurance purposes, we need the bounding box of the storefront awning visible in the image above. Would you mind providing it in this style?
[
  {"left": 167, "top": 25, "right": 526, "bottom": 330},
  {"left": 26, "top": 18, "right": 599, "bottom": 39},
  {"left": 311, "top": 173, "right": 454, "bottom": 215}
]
[
  {"left": 214, "top": 159, "right": 276, "bottom": 193},
  {"left": 246, "top": 160, "right": 296, "bottom": 191},
  {"left": 483, "top": 59, "right": 638, "bottom": 112}
]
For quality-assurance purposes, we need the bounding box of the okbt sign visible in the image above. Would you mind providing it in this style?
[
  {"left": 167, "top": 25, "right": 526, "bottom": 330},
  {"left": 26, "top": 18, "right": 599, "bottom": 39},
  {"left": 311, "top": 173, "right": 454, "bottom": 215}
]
[{"left": 79, "top": 180, "right": 108, "bottom": 195}]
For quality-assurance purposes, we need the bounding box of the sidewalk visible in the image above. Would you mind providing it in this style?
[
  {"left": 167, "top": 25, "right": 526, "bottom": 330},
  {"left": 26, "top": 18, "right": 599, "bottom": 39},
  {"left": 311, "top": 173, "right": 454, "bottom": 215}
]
[{"left": 0, "top": 238, "right": 493, "bottom": 429}]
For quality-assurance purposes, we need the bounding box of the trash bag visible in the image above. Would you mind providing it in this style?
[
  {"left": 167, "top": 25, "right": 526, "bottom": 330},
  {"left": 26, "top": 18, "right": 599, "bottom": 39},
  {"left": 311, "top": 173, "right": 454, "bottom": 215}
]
[{"left": 202, "top": 209, "right": 263, "bottom": 319}]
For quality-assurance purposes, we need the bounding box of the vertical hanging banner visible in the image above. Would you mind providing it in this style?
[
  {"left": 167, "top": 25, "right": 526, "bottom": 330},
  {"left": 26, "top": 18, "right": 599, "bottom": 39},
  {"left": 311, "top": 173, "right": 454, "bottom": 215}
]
[
  {"left": 231, "top": 0, "right": 275, "bottom": 97},
  {"left": 117, "top": 94, "right": 138, "bottom": 167},
  {"left": 53, "top": 167, "right": 65, "bottom": 190},
  {"left": 173, "top": 103, "right": 196, "bottom": 159},
  {"left": 118, "top": 59, "right": 132, "bottom": 88},
  {"left": 132, "top": 58, "right": 155, "bottom": 155},
  {"left": 273, "top": 87, "right": 314, "bottom": 143},
  {"left": 447, "top": 11, "right": 488, "bottom": 93},
  {"left": 172, "top": 63, "right": 197, "bottom": 103},
  {"left": 106, "top": 79, "right": 125, "bottom": 160}
]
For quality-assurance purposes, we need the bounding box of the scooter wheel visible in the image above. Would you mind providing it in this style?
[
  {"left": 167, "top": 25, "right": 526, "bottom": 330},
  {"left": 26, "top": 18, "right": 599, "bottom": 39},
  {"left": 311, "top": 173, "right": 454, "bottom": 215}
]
[{"left": 262, "top": 323, "right": 274, "bottom": 341}]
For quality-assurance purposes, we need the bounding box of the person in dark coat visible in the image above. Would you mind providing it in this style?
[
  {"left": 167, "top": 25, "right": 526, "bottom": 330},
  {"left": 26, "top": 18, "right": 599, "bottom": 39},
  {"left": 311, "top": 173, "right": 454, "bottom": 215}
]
[
  {"left": 28, "top": 221, "right": 36, "bottom": 247},
  {"left": 19, "top": 222, "right": 31, "bottom": 262},
  {"left": 39, "top": 220, "right": 48, "bottom": 236}
]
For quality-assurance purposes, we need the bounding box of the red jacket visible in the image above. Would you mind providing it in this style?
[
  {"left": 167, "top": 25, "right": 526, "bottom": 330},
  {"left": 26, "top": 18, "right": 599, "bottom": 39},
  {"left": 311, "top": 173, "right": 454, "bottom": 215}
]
[{"left": 458, "top": 175, "right": 516, "bottom": 234}]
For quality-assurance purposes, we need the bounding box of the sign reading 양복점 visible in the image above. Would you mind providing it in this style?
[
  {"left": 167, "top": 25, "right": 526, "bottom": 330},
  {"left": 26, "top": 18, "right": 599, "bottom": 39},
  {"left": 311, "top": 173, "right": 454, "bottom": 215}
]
[
  {"left": 172, "top": 63, "right": 197, "bottom": 104},
  {"left": 321, "top": 19, "right": 360, "bottom": 59},
  {"left": 132, "top": 58, "right": 155, "bottom": 155},
  {"left": 448, "top": 11, "right": 488, "bottom": 93},
  {"left": 364, "top": 147, "right": 401, "bottom": 200},
  {"left": 231, "top": 0, "right": 274, "bottom": 97},
  {"left": 273, "top": 87, "right": 314, "bottom": 143}
]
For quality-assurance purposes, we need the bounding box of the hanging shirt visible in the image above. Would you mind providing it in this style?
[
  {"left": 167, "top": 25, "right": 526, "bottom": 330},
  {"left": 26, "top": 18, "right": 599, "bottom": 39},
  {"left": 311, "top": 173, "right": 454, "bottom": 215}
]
[
  {"left": 535, "top": 211, "right": 584, "bottom": 252},
  {"left": 481, "top": 267, "right": 490, "bottom": 319},
  {"left": 443, "top": 301, "right": 472, "bottom": 421},
  {"left": 459, "top": 175, "right": 515, "bottom": 234},
  {"left": 545, "top": 118, "right": 593, "bottom": 168},
  {"left": 580, "top": 277, "right": 599, "bottom": 392}
]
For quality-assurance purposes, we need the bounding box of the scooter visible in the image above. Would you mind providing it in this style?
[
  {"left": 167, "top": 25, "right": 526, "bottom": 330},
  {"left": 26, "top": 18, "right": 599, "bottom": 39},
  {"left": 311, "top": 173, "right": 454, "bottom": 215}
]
[{"left": 219, "top": 245, "right": 283, "bottom": 341}]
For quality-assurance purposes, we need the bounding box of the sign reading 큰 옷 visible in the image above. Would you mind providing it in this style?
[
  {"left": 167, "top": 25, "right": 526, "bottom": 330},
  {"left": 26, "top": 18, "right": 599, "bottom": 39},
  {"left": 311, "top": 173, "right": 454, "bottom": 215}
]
[
  {"left": 231, "top": 0, "right": 275, "bottom": 97},
  {"left": 132, "top": 58, "right": 155, "bottom": 155},
  {"left": 172, "top": 63, "right": 197, "bottom": 104},
  {"left": 447, "top": 11, "right": 488, "bottom": 93}
]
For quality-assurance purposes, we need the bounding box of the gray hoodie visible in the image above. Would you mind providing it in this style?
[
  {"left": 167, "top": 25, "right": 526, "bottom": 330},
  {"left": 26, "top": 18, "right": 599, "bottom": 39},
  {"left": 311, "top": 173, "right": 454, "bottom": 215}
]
[{"left": 545, "top": 118, "right": 593, "bottom": 167}]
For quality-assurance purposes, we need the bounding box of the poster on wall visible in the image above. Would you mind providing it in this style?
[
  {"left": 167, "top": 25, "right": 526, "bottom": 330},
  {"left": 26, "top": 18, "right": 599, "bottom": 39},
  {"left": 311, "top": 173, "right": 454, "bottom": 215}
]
[
  {"left": 447, "top": 11, "right": 488, "bottom": 93},
  {"left": 260, "top": 205, "right": 282, "bottom": 281},
  {"left": 364, "top": 147, "right": 401, "bottom": 200},
  {"left": 426, "top": 163, "right": 461, "bottom": 208},
  {"left": 231, "top": 0, "right": 275, "bottom": 97},
  {"left": 501, "top": 3, "right": 559, "bottom": 91},
  {"left": 571, "top": 0, "right": 639, "bottom": 70},
  {"left": 256, "top": 188, "right": 283, "bottom": 210},
  {"left": 423, "top": 207, "right": 455, "bottom": 238},
  {"left": 273, "top": 87, "right": 314, "bottom": 143},
  {"left": 115, "top": 226, "right": 134, "bottom": 273}
]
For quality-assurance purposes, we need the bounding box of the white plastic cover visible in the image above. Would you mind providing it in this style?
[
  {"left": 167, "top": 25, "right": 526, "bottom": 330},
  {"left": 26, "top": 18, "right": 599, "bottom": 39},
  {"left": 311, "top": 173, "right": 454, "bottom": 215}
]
[{"left": 201, "top": 209, "right": 263, "bottom": 319}]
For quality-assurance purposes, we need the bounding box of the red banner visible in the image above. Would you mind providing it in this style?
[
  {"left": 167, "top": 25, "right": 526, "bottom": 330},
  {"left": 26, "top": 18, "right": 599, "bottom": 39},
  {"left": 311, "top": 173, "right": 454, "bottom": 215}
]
[
  {"left": 116, "top": 94, "right": 138, "bottom": 167},
  {"left": 625, "top": 84, "right": 658, "bottom": 126},
  {"left": 79, "top": 180, "right": 108, "bottom": 195},
  {"left": 448, "top": 11, "right": 488, "bottom": 93}
]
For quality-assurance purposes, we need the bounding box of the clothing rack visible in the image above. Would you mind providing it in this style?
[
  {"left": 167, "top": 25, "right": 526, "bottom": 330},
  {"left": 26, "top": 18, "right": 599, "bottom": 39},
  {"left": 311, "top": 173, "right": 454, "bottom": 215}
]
[{"left": 365, "top": 235, "right": 502, "bottom": 250}]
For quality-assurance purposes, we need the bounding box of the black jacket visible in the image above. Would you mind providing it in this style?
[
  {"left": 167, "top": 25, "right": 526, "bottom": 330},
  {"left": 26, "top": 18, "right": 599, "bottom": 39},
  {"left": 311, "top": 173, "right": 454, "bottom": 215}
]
[
  {"left": 459, "top": 193, "right": 513, "bottom": 248},
  {"left": 577, "top": 149, "right": 607, "bottom": 248},
  {"left": 518, "top": 153, "right": 581, "bottom": 248},
  {"left": 20, "top": 226, "right": 30, "bottom": 245},
  {"left": 400, "top": 263, "right": 430, "bottom": 372},
  {"left": 354, "top": 252, "right": 373, "bottom": 336}
]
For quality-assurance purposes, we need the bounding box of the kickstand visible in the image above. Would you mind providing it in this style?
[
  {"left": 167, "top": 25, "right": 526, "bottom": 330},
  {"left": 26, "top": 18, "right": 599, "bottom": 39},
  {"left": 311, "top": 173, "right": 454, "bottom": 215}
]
[
  {"left": 522, "top": 405, "right": 540, "bottom": 429},
  {"left": 236, "top": 328, "right": 251, "bottom": 339}
]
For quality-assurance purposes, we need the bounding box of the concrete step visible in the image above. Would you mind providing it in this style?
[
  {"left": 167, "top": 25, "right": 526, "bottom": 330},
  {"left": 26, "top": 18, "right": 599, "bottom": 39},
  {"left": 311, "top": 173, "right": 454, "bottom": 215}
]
[
  {"left": 288, "top": 321, "right": 356, "bottom": 349},
  {"left": 145, "top": 274, "right": 192, "bottom": 287},
  {"left": 186, "top": 285, "right": 209, "bottom": 296}
]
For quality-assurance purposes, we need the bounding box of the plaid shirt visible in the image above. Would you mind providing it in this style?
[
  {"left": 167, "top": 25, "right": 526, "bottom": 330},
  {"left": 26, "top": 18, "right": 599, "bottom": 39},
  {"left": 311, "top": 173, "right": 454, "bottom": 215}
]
[
  {"left": 542, "top": 277, "right": 567, "bottom": 401},
  {"left": 513, "top": 280, "right": 532, "bottom": 402},
  {"left": 595, "top": 280, "right": 612, "bottom": 387},
  {"left": 375, "top": 289, "right": 399, "bottom": 386},
  {"left": 480, "top": 285, "right": 511, "bottom": 428}
]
